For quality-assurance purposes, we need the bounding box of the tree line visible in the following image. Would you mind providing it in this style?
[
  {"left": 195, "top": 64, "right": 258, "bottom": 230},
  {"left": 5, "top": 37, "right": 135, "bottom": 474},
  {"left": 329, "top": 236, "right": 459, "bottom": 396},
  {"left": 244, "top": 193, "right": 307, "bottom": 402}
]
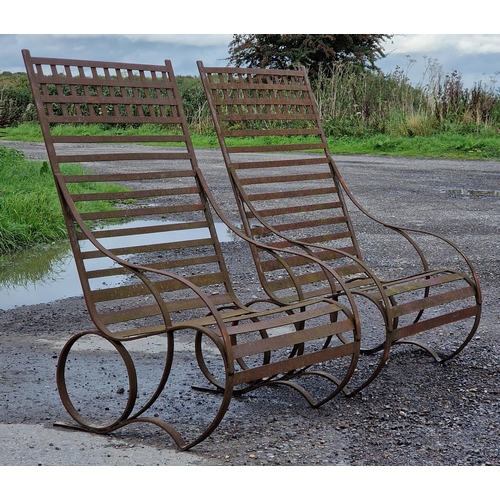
[{"left": 2, "top": 35, "right": 499, "bottom": 136}]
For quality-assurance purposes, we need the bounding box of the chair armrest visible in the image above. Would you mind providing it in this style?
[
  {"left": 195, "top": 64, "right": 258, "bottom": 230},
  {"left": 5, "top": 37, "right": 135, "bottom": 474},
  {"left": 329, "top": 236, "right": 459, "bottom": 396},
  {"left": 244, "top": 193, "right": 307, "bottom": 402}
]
[
  {"left": 332, "top": 163, "right": 480, "bottom": 294},
  {"left": 197, "top": 168, "right": 364, "bottom": 318}
]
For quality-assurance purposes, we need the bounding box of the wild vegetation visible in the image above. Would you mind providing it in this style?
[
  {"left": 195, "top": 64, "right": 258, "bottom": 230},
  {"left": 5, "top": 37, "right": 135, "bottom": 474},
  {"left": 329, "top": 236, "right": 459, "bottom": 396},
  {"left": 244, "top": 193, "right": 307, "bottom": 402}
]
[
  {"left": 0, "top": 72, "right": 37, "bottom": 127},
  {"left": 1, "top": 58, "right": 499, "bottom": 254},
  {"left": 0, "top": 146, "right": 126, "bottom": 254},
  {"left": 1, "top": 59, "right": 499, "bottom": 148}
]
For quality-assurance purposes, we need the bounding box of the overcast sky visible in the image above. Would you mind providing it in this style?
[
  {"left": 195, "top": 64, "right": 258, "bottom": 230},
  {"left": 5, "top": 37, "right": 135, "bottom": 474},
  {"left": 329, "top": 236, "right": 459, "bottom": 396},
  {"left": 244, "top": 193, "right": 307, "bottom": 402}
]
[{"left": 2, "top": 6, "right": 499, "bottom": 90}]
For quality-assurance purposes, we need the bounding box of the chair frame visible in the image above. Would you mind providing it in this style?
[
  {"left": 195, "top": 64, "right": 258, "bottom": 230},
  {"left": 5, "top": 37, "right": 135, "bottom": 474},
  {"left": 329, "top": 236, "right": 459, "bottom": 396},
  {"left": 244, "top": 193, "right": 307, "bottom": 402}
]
[
  {"left": 23, "top": 50, "right": 361, "bottom": 450},
  {"left": 198, "top": 61, "right": 482, "bottom": 394}
]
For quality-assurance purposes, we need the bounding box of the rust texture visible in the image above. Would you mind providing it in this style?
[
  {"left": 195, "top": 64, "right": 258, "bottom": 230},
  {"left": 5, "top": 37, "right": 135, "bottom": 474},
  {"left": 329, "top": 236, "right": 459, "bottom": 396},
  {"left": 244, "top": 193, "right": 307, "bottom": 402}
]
[
  {"left": 22, "top": 50, "right": 361, "bottom": 450},
  {"left": 198, "top": 61, "right": 481, "bottom": 394}
]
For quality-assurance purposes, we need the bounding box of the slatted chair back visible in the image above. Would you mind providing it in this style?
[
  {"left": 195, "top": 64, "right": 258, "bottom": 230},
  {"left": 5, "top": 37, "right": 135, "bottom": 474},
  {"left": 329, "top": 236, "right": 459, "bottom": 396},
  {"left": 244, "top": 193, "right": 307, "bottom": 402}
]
[
  {"left": 23, "top": 51, "right": 241, "bottom": 339},
  {"left": 197, "top": 62, "right": 367, "bottom": 303}
]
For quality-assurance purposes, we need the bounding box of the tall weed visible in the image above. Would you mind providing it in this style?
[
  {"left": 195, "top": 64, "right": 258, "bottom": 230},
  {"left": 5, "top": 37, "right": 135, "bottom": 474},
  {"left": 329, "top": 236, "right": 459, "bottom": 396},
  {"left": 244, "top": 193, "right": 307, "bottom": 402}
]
[{"left": 313, "top": 58, "right": 500, "bottom": 137}]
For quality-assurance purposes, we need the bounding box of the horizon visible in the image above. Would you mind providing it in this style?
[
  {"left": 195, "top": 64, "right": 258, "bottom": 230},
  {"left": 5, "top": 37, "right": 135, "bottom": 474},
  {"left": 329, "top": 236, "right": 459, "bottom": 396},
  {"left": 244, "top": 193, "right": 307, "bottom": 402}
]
[{"left": 2, "top": 34, "right": 499, "bottom": 91}]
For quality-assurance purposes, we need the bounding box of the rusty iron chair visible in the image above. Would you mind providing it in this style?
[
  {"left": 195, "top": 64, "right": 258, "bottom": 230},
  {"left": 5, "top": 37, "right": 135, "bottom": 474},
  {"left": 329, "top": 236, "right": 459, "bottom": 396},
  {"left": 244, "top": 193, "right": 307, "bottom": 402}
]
[
  {"left": 198, "top": 61, "right": 482, "bottom": 394},
  {"left": 23, "top": 50, "right": 361, "bottom": 450}
]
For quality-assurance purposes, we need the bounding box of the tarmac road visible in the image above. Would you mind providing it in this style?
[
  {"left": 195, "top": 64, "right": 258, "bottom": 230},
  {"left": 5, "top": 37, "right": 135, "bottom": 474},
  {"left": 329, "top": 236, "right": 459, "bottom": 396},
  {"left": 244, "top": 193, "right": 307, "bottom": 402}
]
[{"left": 1, "top": 139, "right": 499, "bottom": 466}]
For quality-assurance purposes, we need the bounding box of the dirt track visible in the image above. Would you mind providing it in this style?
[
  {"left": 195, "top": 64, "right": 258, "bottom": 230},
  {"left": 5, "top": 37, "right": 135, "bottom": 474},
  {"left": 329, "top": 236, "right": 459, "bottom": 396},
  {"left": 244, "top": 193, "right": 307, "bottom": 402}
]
[{"left": 1, "top": 140, "right": 499, "bottom": 466}]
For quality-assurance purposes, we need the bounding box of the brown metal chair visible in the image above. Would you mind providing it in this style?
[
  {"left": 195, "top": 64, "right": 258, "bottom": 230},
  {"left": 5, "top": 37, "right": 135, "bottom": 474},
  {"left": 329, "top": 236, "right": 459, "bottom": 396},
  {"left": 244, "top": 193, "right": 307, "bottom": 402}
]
[
  {"left": 198, "top": 61, "right": 482, "bottom": 394},
  {"left": 23, "top": 50, "right": 361, "bottom": 450}
]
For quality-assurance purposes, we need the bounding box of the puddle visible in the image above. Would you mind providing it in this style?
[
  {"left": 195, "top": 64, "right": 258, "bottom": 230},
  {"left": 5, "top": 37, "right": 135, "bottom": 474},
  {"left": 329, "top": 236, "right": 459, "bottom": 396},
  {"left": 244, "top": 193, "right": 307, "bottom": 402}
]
[
  {"left": 0, "top": 220, "right": 236, "bottom": 310},
  {"left": 443, "top": 188, "right": 500, "bottom": 197}
]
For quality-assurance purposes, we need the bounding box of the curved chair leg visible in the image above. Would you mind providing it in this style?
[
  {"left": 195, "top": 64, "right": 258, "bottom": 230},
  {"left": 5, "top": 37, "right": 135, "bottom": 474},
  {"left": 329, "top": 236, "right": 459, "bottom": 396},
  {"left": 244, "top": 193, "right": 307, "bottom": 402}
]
[
  {"left": 55, "top": 329, "right": 236, "bottom": 450},
  {"left": 176, "top": 328, "right": 235, "bottom": 450},
  {"left": 343, "top": 287, "right": 481, "bottom": 396},
  {"left": 56, "top": 331, "right": 139, "bottom": 433},
  {"left": 395, "top": 304, "right": 482, "bottom": 363},
  {"left": 194, "top": 326, "right": 270, "bottom": 393},
  {"left": 343, "top": 337, "right": 393, "bottom": 397},
  {"left": 111, "top": 379, "right": 235, "bottom": 451},
  {"left": 128, "top": 331, "right": 175, "bottom": 420},
  {"left": 268, "top": 362, "right": 358, "bottom": 408}
]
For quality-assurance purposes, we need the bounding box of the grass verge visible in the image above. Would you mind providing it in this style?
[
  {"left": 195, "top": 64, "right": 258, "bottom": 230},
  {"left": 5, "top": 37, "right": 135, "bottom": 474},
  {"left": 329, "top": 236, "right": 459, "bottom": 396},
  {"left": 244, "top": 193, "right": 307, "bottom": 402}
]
[
  {"left": 1, "top": 122, "right": 500, "bottom": 160},
  {"left": 0, "top": 145, "right": 126, "bottom": 254}
]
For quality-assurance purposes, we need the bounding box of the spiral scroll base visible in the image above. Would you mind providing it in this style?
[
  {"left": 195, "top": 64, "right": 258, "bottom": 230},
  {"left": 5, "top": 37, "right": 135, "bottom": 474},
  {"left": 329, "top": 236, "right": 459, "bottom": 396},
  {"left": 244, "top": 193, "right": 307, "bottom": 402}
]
[
  {"left": 344, "top": 300, "right": 482, "bottom": 397},
  {"left": 55, "top": 329, "right": 235, "bottom": 451}
]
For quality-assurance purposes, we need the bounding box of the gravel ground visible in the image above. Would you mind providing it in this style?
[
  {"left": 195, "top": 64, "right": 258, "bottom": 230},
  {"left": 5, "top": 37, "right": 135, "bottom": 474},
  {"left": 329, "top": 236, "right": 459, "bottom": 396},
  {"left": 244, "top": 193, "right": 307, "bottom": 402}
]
[{"left": 1, "top": 140, "right": 499, "bottom": 466}]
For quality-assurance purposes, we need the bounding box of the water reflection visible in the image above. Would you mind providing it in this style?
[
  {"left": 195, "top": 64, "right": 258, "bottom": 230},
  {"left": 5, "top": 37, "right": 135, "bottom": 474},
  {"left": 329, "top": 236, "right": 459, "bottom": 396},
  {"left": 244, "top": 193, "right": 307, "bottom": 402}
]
[
  {"left": 1, "top": 242, "right": 76, "bottom": 309},
  {"left": 0, "top": 220, "right": 236, "bottom": 310},
  {"left": 443, "top": 188, "right": 500, "bottom": 197}
]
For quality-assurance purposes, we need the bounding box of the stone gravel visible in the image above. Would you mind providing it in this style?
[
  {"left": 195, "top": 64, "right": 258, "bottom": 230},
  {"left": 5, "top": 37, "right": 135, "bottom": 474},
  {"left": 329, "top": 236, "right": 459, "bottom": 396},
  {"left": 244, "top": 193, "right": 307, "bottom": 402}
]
[{"left": 1, "top": 140, "right": 499, "bottom": 466}]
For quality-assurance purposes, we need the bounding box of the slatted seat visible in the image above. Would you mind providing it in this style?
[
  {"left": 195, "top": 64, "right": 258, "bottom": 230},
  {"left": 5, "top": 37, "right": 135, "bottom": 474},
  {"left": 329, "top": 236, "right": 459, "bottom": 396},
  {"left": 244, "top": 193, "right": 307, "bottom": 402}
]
[
  {"left": 23, "top": 50, "right": 361, "bottom": 450},
  {"left": 198, "top": 62, "right": 482, "bottom": 394}
]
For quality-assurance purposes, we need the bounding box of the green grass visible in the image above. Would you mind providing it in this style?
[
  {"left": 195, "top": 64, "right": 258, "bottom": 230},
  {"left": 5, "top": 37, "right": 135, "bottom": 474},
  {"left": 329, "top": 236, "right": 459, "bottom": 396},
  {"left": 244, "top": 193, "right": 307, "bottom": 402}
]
[
  {"left": 1, "top": 121, "right": 499, "bottom": 254},
  {"left": 0, "top": 145, "right": 127, "bottom": 254},
  {"left": 326, "top": 132, "right": 500, "bottom": 160},
  {"left": 2, "top": 122, "right": 500, "bottom": 160}
]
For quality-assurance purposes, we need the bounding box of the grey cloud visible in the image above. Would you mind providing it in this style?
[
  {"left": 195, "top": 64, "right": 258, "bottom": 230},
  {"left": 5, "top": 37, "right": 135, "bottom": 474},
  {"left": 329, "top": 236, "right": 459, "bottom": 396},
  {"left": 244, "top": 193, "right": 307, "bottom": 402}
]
[{"left": 0, "top": 34, "right": 232, "bottom": 75}]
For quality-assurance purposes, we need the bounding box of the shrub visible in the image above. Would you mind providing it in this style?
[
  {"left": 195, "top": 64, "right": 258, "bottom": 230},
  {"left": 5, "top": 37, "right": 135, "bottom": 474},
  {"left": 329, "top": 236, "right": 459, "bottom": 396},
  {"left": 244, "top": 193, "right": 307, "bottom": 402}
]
[{"left": 0, "top": 72, "right": 36, "bottom": 127}]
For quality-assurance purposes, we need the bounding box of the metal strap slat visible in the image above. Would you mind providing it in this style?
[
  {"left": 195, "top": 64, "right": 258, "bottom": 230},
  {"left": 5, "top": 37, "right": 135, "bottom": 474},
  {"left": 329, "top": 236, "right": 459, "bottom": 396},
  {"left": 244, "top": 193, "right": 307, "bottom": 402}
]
[
  {"left": 81, "top": 220, "right": 209, "bottom": 240},
  {"left": 117, "top": 303, "right": 280, "bottom": 338},
  {"left": 247, "top": 186, "right": 337, "bottom": 202},
  {"left": 240, "top": 171, "right": 332, "bottom": 186},
  {"left": 100, "top": 303, "right": 164, "bottom": 326},
  {"left": 208, "top": 81, "right": 306, "bottom": 92},
  {"left": 222, "top": 128, "right": 321, "bottom": 138},
  {"left": 45, "top": 115, "right": 183, "bottom": 124},
  {"left": 212, "top": 97, "right": 314, "bottom": 106},
  {"left": 232, "top": 317, "right": 353, "bottom": 359},
  {"left": 234, "top": 341, "right": 357, "bottom": 385},
  {"left": 85, "top": 267, "right": 132, "bottom": 279},
  {"left": 52, "top": 135, "right": 186, "bottom": 143},
  {"left": 203, "top": 65, "right": 305, "bottom": 77},
  {"left": 232, "top": 157, "right": 328, "bottom": 170},
  {"left": 249, "top": 201, "right": 343, "bottom": 218},
  {"left": 370, "top": 271, "right": 468, "bottom": 300},
  {"left": 217, "top": 112, "right": 314, "bottom": 122},
  {"left": 252, "top": 229, "right": 356, "bottom": 248},
  {"left": 391, "top": 306, "right": 479, "bottom": 342},
  {"left": 252, "top": 237, "right": 304, "bottom": 250},
  {"left": 258, "top": 246, "right": 358, "bottom": 272},
  {"left": 79, "top": 203, "right": 205, "bottom": 221},
  {"left": 81, "top": 237, "right": 215, "bottom": 260},
  {"left": 34, "top": 75, "right": 175, "bottom": 90},
  {"left": 251, "top": 216, "right": 347, "bottom": 234},
  {"left": 227, "top": 301, "right": 343, "bottom": 334},
  {"left": 57, "top": 151, "right": 190, "bottom": 163},
  {"left": 109, "top": 325, "right": 169, "bottom": 341},
  {"left": 226, "top": 143, "right": 323, "bottom": 154},
  {"left": 270, "top": 277, "right": 368, "bottom": 303},
  {"left": 71, "top": 186, "right": 198, "bottom": 202},
  {"left": 162, "top": 299, "right": 325, "bottom": 329},
  {"left": 28, "top": 55, "right": 175, "bottom": 74},
  {"left": 85, "top": 254, "right": 220, "bottom": 280},
  {"left": 390, "top": 286, "right": 476, "bottom": 318},
  {"left": 296, "top": 231, "right": 356, "bottom": 245},
  {"left": 101, "top": 294, "right": 236, "bottom": 331},
  {"left": 90, "top": 270, "right": 226, "bottom": 303},
  {"left": 346, "top": 271, "right": 466, "bottom": 298},
  {"left": 39, "top": 94, "right": 178, "bottom": 106},
  {"left": 62, "top": 170, "right": 194, "bottom": 183},
  {"left": 162, "top": 292, "right": 236, "bottom": 315}
]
